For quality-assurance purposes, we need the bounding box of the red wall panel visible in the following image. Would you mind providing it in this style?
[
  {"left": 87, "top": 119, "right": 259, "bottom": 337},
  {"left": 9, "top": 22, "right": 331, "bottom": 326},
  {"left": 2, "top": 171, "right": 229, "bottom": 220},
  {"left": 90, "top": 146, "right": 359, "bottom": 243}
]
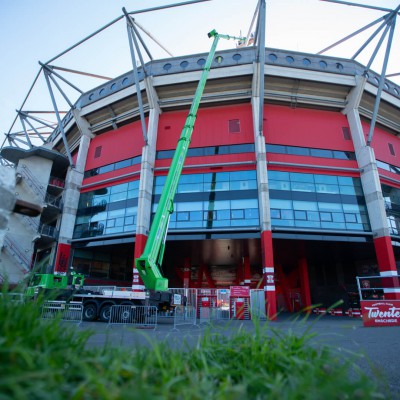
[
  {"left": 85, "top": 120, "right": 145, "bottom": 171},
  {"left": 361, "top": 121, "right": 400, "bottom": 166},
  {"left": 157, "top": 104, "right": 254, "bottom": 150},
  {"left": 264, "top": 105, "right": 354, "bottom": 151}
]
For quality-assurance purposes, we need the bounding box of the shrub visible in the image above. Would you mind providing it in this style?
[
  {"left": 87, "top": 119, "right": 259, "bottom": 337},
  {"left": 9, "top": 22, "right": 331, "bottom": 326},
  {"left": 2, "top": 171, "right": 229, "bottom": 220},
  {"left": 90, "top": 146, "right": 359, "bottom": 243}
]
[{"left": 0, "top": 294, "right": 384, "bottom": 400}]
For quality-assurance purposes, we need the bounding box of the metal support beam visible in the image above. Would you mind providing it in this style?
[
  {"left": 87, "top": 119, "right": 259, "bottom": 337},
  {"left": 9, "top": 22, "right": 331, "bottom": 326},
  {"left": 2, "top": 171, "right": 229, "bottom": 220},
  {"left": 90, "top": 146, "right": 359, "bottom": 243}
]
[
  {"left": 17, "top": 113, "right": 33, "bottom": 148},
  {"left": 123, "top": 7, "right": 149, "bottom": 144},
  {"left": 367, "top": 17, "right": 397, "bottom": 146},
  {"left": 18, "top": 111, "right": 47, "bottom": 144},
  {"left": 43, "top": 69, "right": 74, "bottom": 166},
  {"left": 257, "top": 0, "right": 266, "bottom": 135}
]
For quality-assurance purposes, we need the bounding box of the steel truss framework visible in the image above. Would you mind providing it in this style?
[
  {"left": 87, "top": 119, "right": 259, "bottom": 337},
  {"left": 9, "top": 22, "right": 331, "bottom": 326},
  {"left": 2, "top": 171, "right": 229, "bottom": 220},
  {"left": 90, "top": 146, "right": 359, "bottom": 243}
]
[{"left": 2, "top": 0, "right": 400, "bottom": 167}]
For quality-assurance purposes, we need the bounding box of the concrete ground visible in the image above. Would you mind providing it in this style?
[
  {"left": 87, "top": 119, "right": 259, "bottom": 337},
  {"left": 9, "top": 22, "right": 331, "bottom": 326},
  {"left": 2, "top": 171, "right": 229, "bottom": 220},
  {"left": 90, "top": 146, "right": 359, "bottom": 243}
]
[{"left": 76, "top": 314, "right": 400, "bottom": 399}]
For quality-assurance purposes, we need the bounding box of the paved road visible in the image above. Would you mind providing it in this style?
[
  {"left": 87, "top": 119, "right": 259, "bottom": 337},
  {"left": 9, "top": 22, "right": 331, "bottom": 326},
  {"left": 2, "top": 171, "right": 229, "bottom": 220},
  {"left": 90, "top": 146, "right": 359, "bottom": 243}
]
[{"left": 78, "top": 315, "right": 400, "bottom": 399}]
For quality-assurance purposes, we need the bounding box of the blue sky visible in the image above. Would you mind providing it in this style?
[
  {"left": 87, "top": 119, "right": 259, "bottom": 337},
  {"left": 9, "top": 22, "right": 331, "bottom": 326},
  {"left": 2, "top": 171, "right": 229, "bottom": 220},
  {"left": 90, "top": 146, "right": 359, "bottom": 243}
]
[{"left": 1, "top": 0, "right": 400, "bottom": 143}]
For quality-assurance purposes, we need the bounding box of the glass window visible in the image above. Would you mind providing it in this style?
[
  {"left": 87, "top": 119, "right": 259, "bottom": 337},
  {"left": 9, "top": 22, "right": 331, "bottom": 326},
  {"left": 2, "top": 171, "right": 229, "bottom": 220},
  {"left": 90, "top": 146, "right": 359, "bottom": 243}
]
[
  {"left": 211, "top": 200, "right": 230, "bottom": 210},
  {"left": 231, "top": 199, "right": 258, "bottom": 209},
  {"left": 269, "top": 180, "right": 291, "bottom": 191},
  {"left": 291, "top": 182, "right": 315, "bottom": 192},
  {"left": 290, "top": 172, "right": 314, "bottom": 183},
  {"left": 333, "top": 151, "right": 349, "bottom": 160},
  {"left": 314, "top": 175, "right": 338, "bottom": 184},
  {"left": 271, "top": 209, "right": 281, "bottom": 219},
  {"left": 190, "top": 211, "right": 203, "bottom": 221},
  {"left": 245, "top": 208, "right": 259, "bottom": 220},
  {"left": 345, "top": 213, "right": 357, "bottom": 223},
  {"left": 115, "top": 218, "right": 124, "bottom": 227},
  {"left": 177, "top": 201, "right": 202, "bottom": 212},
  {"left": 281, "top": 210, "right": 294, "bottom": 220},
  {"left": 332, "top": 213, "right": 345, "bottom": 222},
  {"left": 307, "top": 211, "right": 320, "bottom": 221},
  {"left": 287, "top": 146, "right": 309, "bottom": 156},
  {"left": 98, "top": 164, "right": 114, "bottom": 174},
  {"left": 111, "top": 183, "right": 128, "bottom": 194},
  {"left": 266, "top": 144, "right": 286, "bottom": 154},
  {"left": 110, "top": 192, "right": 127, "bottom": 203},
  {"left": 115, "top": 159, "right": 131, "bottom": 169},
  {"left": 125, "top": 216, "right": 134, "bottom": 225},
  {"left": 268, "top": 171, "right": 290, "bottom": 180},
  {"left": 339, "top": 186, "right": 356, "bottom": 195},
  {"left": 177, "top": 212, "right": 189, "bottom": 221},
  {"left": 310, "top": 149, "right": 333, "bottom": 158},
  {"left": 294, "top": 210, "right": 307, "bottom": 220},
  {"left": 108, "top": 209, "right": 125, "bottom": 218},
  {"left": 293, "top": 201, "right": 317, "bottom": 211},
  {"left": 128, "top": 180, "right": 139, "bottom": 190},
  {"left": 316, "top": 184, "right": 339, "bottom": 194},
  {"left": 320, "top": 212, "right": 332, "bottom": 222},
  {"left": 231, "top": 209, "right": 244, "bottom": 219},
  {"left": 217, "top": 209, "right": 231, "bottom": 220},
  {"left": 318, "top": 202, "right": 342, "bottom": 212}
]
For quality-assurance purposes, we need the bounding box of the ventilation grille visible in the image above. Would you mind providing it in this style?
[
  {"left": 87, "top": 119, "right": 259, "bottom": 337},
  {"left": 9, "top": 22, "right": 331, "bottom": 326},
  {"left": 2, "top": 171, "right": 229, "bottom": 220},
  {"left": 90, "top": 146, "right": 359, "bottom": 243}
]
[
  {"left": 388, "top": 143, "right": 395, "bottom": 156},
  {"left": 94, "top": 146, "right": 102, "bottom": 159},
  {"left": 229, "top": 119, "right": 241, "bottom": 134},
  {"left": 342, "top": 127, "right": 351, "bottom": 140}
]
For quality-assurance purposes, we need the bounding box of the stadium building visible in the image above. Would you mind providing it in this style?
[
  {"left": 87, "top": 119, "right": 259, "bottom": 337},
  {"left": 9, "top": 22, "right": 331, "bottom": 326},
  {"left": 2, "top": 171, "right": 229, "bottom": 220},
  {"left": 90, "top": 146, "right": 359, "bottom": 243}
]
[{"left": 1, "top": 1, "right": 400, "bottom": 318}]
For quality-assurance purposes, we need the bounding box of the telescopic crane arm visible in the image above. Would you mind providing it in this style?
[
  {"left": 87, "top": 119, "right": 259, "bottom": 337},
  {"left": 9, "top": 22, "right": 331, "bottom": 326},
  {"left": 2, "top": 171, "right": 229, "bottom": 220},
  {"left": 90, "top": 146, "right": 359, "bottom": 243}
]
[{"left": 135, "top": 30, "right": 245, "bottom": 291}]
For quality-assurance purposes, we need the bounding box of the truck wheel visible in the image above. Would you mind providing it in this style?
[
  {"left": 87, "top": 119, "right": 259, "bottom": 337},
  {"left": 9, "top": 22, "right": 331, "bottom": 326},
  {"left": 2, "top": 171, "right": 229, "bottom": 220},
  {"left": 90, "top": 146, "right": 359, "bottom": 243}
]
[
  {"left": 99, "top": 304, "right": 113, "bottom": 322},
  {"left": 83, "top": 303, "right": 97, "bottom": 321}
]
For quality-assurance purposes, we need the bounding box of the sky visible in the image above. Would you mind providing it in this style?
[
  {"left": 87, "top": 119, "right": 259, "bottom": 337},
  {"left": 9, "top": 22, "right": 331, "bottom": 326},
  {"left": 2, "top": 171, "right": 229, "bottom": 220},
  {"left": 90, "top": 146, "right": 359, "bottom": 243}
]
[{"left": 1, "top": 0, "right": 400, "bottom": 146}]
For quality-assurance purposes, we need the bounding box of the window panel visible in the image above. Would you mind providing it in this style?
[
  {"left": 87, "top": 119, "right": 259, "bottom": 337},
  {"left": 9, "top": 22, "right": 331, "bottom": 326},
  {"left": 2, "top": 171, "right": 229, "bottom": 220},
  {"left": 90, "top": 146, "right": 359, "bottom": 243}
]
[
  {"left": 293, "top": 201, "right": 318, "bottom": 211},
  {"left": 290, "top": 172, "right": 314, "bottom": 183},
  {"left": 231, "top": 209, "right": 244, "bottom": 219},
  {"left": 245, "top": 208, "right": 259, "bottom": 220},
  {"left": 294, "top": 210, "right": 307, "bottom": 220},
  {"left": 281, "top": 210, "right": 294, "bottom": 220},
  {"left": 271, "top": 209, "right": 281, "bottom": 219}
]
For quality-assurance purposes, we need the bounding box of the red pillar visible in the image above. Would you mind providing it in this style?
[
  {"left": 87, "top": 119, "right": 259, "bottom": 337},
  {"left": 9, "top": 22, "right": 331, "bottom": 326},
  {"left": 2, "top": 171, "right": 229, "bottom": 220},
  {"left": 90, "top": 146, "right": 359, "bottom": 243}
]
[
  {"left": 374, "top": 236, "right": 400, "bottom": 300},
  {"left": 132, "top": 234, "right": 146, "bottom": 291},
  {"left": 243, "top": 256, "right": 251, "bottom": 286},
  {"left": 261, "top": 230, "right": 277, "bottom": 320},
  {"left": 298, "top": 257, "right": 312, "bottom": 312}
]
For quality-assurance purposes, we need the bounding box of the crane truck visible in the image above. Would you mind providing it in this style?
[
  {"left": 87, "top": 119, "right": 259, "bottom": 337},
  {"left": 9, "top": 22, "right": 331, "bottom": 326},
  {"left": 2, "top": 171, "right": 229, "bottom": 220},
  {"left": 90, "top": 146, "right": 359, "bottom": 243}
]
[{"left": 26, "top": 30, "right": 244, "bottom": 322}]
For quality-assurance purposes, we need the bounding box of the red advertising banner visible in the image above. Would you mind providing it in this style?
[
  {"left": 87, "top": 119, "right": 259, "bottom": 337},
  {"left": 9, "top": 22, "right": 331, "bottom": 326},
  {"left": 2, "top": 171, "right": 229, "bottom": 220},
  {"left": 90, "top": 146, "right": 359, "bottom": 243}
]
[
  {"left": 230, "top": 286, "right": 250, "bottom": 297},
  {"left": 361, "top": 300, "right": 400, "bottom": 327}
]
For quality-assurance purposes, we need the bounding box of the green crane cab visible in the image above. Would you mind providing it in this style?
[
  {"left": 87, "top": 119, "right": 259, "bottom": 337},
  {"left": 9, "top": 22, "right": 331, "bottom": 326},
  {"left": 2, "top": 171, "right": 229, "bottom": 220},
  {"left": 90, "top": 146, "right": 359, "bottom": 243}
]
[{"left": 25, "top": 272, "right": 85, "bottom": 300}]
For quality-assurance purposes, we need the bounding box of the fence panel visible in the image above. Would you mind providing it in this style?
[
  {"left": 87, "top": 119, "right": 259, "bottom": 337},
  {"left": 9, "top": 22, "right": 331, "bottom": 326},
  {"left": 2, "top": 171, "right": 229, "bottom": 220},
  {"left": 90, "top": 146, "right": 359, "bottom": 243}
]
[
  {"left": 42, "top": 301, "right": 83, "bottom": 323},
  {"left": 108, "top": 305, "right": 157, "bottom": 329},
  {"left": 173, "top": 305, "right": 197, "bottom": 330},
  {"left": 250, "top": 289, "right": 267, "bottom": 319}
]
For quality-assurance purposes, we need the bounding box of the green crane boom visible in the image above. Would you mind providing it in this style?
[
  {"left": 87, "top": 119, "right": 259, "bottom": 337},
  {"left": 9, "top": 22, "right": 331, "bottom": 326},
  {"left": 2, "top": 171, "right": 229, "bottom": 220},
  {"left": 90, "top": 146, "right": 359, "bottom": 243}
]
[{"left": 135, "top": 30, "right": 244, "bottom": 291}]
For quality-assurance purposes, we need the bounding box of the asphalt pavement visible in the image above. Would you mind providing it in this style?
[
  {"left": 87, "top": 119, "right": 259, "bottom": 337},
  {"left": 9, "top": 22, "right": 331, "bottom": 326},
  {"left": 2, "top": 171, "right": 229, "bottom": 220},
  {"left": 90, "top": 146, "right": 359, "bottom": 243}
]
[{"left": 76, "top": 314, "right": 400, "bottom": 399}]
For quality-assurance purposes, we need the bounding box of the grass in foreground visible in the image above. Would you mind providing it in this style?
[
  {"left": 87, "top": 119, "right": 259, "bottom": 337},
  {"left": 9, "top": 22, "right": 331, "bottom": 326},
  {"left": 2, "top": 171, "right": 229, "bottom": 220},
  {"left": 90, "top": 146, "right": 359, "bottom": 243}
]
[{"left": 0, "top": 294, "right": 385, "bottom": 400}]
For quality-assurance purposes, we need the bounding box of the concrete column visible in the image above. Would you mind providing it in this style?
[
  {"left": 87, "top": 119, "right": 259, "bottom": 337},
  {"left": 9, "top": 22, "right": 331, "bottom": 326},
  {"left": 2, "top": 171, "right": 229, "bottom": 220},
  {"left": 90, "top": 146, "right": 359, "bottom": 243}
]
[
  {"left": 251, "top": 62, "right": 277, "bottom": 319},
  {"left": 53, "top": 110, "right": 94, "bottom": 275},
  {"left": 133, "top": 76, "right": 161, "bottom": 290},
  {"left": 344, "top": 76, "right": 400, "bottom": 299}
]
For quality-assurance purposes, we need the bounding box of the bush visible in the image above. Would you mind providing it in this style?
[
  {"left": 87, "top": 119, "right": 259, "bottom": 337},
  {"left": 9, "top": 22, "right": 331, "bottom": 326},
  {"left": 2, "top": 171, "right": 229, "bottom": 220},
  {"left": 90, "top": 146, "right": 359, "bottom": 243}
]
[{"left": 0, "top": 294, "right": 384, "bottom": 400}]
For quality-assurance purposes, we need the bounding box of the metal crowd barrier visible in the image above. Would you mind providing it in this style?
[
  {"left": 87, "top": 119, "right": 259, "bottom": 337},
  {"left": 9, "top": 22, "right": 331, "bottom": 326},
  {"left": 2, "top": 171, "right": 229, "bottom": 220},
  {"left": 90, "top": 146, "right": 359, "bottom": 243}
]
[
  {"left": 41, "top": 301, "right": 83, "bottom": 324},
  {"left": 108, "top": 305, "right": 157, "bottom": 329},
  {"left": 173, "top": 305, "right": 197, "bottom": 330}
]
